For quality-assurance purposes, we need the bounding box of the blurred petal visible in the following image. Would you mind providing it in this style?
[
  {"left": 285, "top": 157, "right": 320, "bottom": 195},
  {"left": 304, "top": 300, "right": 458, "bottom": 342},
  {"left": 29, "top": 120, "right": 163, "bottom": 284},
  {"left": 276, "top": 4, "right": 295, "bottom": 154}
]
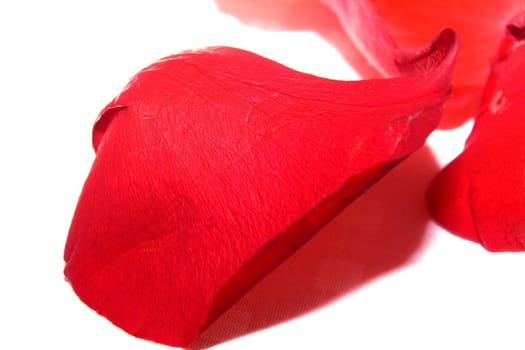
[
  {"left": 323, "top": 0, "right": 522, "bottom": 128},
  {"left": 65, "top": 30, "right": 457, "bottom": 347},
  {"left": 427, "top": 14, "right": 525, "bottom": 252}
]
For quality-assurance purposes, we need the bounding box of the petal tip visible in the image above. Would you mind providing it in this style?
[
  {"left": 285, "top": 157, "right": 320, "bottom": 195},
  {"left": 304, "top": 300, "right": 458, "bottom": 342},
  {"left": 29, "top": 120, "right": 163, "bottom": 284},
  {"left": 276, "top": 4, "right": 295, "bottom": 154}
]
[{"left": 395, "top": 28, "right": 458, "bottom": 77}]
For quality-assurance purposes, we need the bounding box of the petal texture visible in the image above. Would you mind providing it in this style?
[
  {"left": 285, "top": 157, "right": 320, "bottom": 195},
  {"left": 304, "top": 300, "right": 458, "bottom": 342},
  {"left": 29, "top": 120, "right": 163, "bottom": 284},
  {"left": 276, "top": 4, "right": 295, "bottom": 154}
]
[
  {"left": 323, "top": 0, "right": 522, "bottom": 128},
  {"left": 427, "top": 14, "right": 525, "bottom": 252},
  {"left": 64, "top": 30, "right": 457, "bottom": 347}
]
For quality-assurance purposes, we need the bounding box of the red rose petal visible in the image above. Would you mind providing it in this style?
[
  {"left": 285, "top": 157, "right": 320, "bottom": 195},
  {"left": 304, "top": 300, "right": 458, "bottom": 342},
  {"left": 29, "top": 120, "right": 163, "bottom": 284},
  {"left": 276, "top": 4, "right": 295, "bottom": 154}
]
[
  {"left": 427, "top": 14, "right": 525, "bottom": 252},
  {"left": 323, "top": 0, "right": 522, "bottom": 128},
  {"left": 319, "top": 0, "right": 399, "bottom": 77},
  {"left": 64, "top": 30, "right": 457, "bottom": 347}
]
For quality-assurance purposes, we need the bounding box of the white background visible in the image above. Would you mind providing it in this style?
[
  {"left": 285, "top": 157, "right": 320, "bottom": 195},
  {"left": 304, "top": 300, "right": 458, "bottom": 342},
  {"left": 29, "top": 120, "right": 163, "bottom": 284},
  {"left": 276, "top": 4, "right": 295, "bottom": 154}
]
[{"left": 0, "top": 1, "right": 523, "bottom": 349}]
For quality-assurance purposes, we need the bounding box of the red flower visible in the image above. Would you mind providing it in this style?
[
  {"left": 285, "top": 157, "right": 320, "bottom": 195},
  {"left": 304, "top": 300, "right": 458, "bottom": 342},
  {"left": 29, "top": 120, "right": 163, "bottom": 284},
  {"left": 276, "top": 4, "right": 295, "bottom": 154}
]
[
  {"left": 323, "top": 0, "right": 522, "bottom": 128},
  {"left": 427, "top": 14, "right": 525, "bottom": 252},
  {"left": 64, "top": 30, "right": 457, "bottom": 347}
]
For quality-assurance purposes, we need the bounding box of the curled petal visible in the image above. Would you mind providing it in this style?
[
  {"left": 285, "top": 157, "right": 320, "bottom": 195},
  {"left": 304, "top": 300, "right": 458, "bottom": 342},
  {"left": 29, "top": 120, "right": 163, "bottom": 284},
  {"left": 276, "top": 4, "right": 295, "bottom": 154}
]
[
  {"left": 427, "top": 14, "right": 525, "bottom": 252},
  {"left": 323, "top": 0, "right": 522, "bottom": 128},
  {"left": 64, "top": 30, "right": 458, "bottom": 347}
]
